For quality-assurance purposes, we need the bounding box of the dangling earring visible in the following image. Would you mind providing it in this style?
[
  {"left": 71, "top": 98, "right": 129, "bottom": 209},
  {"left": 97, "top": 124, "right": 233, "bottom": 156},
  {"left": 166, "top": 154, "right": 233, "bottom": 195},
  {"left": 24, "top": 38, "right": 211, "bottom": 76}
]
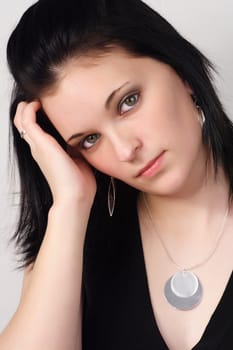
[
  {"left": 192, "top": 95, "right": 206, "bottom": 127},
  {"left": 108, "top": 177, "right": 116, "bottom": 217}
]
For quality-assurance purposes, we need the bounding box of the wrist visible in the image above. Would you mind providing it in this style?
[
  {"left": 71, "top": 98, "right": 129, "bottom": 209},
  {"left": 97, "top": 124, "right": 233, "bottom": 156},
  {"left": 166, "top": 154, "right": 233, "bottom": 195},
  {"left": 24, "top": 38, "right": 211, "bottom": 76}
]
[
  {"left": 49, "top": 199, "right": 93, "bottom": 221},
  {"left": 52, "top": 192, "right": 94, "bottom": 209}
]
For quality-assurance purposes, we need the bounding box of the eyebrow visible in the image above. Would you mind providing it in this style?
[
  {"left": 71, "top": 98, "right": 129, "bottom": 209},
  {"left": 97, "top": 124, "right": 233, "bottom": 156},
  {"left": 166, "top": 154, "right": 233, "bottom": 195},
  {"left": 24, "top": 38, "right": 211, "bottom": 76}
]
[
  {"left": 67, "top": 81, "right": 130, "bottom": 143},
  {"left": 105, "top": 81, "right": 130, "bottom": 109},
  {"left": 67, "top": 132, "right": 84, "bottom": 143}
]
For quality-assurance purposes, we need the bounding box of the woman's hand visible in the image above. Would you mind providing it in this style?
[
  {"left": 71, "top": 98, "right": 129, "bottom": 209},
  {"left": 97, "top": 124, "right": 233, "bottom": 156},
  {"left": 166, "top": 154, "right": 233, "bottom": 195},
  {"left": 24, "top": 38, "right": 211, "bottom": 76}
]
[{"left": 14, "top": 101, "right": 97, "bottom": 207}]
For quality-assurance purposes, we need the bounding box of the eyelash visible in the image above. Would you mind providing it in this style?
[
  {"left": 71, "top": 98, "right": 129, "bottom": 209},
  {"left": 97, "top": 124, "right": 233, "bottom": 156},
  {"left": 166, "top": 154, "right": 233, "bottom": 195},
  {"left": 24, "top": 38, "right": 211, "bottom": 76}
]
[
  {"left": 79, "top": 91, "right": 140, "bottom": 151},
  {"left": 118, "top": 91, "right": 140, "bottom": 115},
  {"left": 79, "top": 134, "right": 101, "bottom": 151}
]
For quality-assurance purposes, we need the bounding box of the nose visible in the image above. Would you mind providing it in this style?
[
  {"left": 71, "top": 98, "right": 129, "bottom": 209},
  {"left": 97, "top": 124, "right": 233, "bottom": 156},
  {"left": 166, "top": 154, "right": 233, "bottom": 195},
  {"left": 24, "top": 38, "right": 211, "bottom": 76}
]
[{"left": 110, "top": 132, "right": 142, "bottom": 162}]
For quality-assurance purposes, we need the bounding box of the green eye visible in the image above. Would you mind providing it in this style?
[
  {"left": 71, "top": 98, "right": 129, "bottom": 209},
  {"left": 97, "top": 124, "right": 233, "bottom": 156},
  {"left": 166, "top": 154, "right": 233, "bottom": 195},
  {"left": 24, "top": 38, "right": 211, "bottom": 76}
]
[
  {"left": 126, "top": 95, "right": 137, "bottom": 106},
  {"left": 81, "top": 133, "right": 100, "bottom": 150},
  {"left": 119, "top": 92, "right": 139, "bottom": 114}
]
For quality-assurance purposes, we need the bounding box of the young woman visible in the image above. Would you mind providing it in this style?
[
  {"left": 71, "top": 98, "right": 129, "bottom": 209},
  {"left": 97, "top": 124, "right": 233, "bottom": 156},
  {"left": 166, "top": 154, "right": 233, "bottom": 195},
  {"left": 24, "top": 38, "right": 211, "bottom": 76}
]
[{"left": 1, "top": 0, "right": 233, "bottom": 349}]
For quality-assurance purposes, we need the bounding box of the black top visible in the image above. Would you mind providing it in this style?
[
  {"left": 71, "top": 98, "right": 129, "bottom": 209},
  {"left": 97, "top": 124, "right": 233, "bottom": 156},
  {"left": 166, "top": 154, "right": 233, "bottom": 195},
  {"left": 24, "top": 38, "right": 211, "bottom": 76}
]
[{"left": 82, "top": 187, "right": 233, "bottom": 349}]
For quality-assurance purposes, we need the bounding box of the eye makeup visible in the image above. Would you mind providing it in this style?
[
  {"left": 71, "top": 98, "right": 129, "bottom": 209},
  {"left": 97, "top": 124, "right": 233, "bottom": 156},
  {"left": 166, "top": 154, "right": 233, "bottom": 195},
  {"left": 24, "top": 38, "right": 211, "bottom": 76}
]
[
  {"left": 67, "top": 85, "right": 142, "bottom": 154},
  {"left": 118, "top": 91, "right": 140, "bottom": 115}
]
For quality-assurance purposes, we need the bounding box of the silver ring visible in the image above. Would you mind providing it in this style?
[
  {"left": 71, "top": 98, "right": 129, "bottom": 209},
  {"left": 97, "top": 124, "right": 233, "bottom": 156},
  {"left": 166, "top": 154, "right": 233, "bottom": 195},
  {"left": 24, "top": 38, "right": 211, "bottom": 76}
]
[{"left": 20, "top": 130, "right": 26, "bottom": 139}]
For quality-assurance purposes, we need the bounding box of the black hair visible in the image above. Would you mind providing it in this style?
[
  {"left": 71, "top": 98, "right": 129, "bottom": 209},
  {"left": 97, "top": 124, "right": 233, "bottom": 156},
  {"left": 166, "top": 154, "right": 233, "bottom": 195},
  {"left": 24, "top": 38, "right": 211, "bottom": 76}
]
[{"left": 7, "top": 0, "right": 233, "bottom": 266}]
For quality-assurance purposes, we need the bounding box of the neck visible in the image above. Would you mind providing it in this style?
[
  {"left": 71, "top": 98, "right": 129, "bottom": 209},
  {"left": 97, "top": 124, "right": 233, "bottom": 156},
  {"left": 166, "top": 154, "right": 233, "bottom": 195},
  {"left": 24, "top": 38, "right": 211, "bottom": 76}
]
[
  {"left": 139, "top": 165, "right": 231, "bottom": 248},
  {"left": 142, "top": 166, "right": 230, "bottom": 220},
  {"left": 138, "top": 166, "right": 232, "bottom": 271}
]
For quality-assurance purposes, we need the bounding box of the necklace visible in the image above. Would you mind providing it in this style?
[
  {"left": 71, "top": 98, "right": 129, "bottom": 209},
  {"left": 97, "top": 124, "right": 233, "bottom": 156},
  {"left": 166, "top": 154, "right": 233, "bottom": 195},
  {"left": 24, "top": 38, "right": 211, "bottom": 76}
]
[{"left": 143, "top": 193, "right": 230, "bottom": 311}]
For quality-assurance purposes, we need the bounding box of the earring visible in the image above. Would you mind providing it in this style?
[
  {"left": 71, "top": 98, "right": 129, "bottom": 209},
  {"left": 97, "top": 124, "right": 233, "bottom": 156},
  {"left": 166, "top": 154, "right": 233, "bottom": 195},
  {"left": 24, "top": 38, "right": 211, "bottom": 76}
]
[
  {"left": 192, "top": 95, "right": 206, "bottom": 127},
  {"left": 197, "top": 106, "right": 206, "bottom": 127},
  {"left": 108, "top": 177, "right": 116, "bottom": 217}
]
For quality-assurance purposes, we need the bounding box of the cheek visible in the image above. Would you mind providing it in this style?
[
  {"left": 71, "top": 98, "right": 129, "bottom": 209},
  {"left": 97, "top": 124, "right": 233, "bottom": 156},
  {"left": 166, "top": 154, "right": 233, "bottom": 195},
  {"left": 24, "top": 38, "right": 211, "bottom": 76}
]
[
  {"left": 83, "top": 148, "right": 117, "bottom": 175},
  {"left": 144, "top": 77, "right": 193, "bottom": 133},
  {"left": 151, "top": 94, "right": 199, "bottom": 148},
  {"left": 138, "top": 103, "right": 179, "bottom": 147}
]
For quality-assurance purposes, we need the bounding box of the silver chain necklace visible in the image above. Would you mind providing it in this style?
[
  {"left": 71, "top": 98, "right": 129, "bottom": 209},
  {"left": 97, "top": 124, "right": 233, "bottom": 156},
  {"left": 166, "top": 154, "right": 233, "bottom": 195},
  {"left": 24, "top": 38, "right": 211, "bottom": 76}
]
[{"left": 143, "top": 193, "right": 230, "bottom": 311}]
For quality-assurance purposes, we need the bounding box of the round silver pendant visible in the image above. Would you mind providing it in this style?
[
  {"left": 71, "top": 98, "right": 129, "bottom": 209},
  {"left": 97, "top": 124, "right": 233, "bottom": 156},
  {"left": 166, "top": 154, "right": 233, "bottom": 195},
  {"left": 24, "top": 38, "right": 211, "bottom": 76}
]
[{"left": 164, "top": 271, "right": 203, "bottom": 311}]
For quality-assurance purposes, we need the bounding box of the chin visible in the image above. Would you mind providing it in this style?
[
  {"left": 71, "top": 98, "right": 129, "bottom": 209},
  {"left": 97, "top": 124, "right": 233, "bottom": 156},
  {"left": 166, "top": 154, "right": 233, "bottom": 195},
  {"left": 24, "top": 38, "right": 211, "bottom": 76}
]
[{"left": 142, "top": 171, "right": 190, "bottom": 197}]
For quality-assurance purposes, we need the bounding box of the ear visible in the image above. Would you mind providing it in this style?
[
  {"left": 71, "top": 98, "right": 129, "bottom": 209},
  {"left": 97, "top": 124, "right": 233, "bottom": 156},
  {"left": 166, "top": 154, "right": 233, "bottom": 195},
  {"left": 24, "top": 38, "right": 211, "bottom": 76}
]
[{"left": 184, "top": 81, "right": 193, "bottom": 95}]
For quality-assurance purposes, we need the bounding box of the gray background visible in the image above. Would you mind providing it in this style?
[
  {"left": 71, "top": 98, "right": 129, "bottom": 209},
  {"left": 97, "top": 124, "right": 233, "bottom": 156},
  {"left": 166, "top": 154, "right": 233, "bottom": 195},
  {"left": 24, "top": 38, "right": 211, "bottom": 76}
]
[{"left": 0, "top": 0, "right": 233, "bottom": 331}]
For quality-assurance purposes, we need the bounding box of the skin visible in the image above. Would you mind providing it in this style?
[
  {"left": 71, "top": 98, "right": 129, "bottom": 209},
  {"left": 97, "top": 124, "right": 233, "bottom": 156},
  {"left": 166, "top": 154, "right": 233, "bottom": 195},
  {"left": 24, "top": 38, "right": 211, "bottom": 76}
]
[
  {"left": 39, "top": 47, "right": 231, "bottom": 258},
  {"left": 10, "top": 48, "right": 232, "bottom": 350},
  {"left": 41, "top": 48, "right": 207, "bottom": 199}
]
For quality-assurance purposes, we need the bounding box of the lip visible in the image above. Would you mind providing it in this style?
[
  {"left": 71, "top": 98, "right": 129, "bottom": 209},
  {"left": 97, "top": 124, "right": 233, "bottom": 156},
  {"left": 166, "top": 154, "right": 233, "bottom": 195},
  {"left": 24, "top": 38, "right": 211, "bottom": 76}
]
[{"left": 136, "top": 151, "right": 165, "bottom": 178}]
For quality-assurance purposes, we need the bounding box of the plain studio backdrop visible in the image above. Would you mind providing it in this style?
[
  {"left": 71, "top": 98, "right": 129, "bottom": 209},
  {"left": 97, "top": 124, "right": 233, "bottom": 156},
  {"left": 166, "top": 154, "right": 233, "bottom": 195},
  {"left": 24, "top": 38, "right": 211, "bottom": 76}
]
[{"left": 0, "top": 0, "right": 232, "bottom": 332}]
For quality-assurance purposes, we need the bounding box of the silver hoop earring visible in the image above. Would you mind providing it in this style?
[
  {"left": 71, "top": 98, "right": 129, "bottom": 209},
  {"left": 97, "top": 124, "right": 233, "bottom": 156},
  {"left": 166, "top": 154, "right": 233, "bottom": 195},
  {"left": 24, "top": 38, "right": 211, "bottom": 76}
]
[
  {"left": 197, "top": 106, "right": 206, "bottom": 127},
  {"left": 192, "top": 95, "right": 206, "bottom": 127},
  {"left": 108, "top": 177, "right": 116, "bottom": 217}
]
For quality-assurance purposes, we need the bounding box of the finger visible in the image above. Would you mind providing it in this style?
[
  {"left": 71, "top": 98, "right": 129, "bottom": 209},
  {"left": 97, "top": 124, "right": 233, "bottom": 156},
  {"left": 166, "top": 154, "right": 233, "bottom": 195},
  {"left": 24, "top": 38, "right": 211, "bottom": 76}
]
[
  {"left": 14, "top": 101, "right": 43, "bottom": 145},
  {"left": 13, "top": 101, "right": 27, "bottom": 130},
  {"left": 20, "top": 101, "right": 42, "bottom": 138},
  {"left": 14, "top": 102, "right": 32, "bottom": 143}
]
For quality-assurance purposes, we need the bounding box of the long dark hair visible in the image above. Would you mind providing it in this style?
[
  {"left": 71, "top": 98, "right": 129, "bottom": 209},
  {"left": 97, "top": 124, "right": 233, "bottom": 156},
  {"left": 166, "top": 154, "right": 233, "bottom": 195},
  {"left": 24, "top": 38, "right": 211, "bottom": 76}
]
[{"left": 7, "top": 0, "right": 233, "bottom": 266}]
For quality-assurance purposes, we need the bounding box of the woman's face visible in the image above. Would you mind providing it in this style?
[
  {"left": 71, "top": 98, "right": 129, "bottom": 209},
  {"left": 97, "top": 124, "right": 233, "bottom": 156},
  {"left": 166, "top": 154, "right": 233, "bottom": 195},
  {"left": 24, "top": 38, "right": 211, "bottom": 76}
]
[{"left": 41, "top": 48, "right": 206, "bottom": 196}]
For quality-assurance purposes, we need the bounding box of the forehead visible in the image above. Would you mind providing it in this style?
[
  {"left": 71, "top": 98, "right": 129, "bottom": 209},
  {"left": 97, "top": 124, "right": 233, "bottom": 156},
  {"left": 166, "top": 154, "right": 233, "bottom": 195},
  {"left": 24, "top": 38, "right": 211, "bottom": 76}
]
[
  {"left": 42, "top": 49, "right": 154, "bottom": 110},
  {"left": 42, "top": 51, "right": 133, "bottom": 109},
  {"left": 45, "top": 47, "right": 170, "bottom": 102},
  {"left": 55, "top": 47, "right": 135, "bottom": 84},
  {"left": 57, "top": 49, "right": 142, "bottom": 92},
  {"left": 40, "top": 49, "right": 175, "bottom": 140}
]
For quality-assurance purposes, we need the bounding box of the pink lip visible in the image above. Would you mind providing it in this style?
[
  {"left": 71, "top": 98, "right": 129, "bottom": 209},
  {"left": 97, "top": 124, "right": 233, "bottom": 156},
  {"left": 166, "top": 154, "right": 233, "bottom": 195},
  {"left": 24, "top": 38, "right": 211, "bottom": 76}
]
[{"left": 137, "top": 151, "right": 165, "bottom": 178}]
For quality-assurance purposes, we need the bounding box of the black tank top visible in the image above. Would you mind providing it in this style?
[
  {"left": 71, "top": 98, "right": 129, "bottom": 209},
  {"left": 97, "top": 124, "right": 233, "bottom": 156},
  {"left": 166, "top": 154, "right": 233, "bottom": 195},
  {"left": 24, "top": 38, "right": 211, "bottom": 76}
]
[{"left": 82, "top": 187, "right": 233, "bottom": 349}]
